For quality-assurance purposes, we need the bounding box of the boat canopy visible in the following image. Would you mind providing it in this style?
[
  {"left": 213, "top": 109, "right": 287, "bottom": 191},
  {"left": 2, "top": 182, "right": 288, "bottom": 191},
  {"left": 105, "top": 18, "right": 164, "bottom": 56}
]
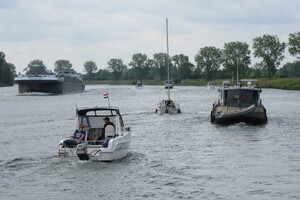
[
  {"left": 76, "top": 106, "right": 124, "bottom": 128},
  {"left": 77, "top": 107, "right": 121, "bottom": 116}
]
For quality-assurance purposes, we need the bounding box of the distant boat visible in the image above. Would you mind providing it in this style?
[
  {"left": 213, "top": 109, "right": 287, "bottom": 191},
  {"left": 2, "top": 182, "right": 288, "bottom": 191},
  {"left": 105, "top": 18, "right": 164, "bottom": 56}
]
[
  {"left": 206, "top": 82, "right": 215, "bottom": 89},
  {"left": 210, "top": 80, "right": 267, "bottom": 124},
  {"left": 135, "top": 80, "right": 144, "bottom": 89},
  {"left": 58, "top": 106, "right": 131, "bottom": 161},
  {"left": 15, "top": 67, "right": 85, "bottom": 94},
  {"left": 155, "top": 18, "right": 181, "bottom": 115},
  {"left": 164, "top": 80, "right": 173, "bottom": 89}
]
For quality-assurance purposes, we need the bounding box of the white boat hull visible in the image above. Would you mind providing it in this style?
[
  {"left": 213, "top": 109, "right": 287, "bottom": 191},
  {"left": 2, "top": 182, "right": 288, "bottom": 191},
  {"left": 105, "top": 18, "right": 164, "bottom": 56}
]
[
  {"left": 59, "top": 132, "right": 130, "bottom": 161},
  {"left": 155, "top": 103, "right": 181, "bottom": 114},
  {"left": 135, "top": 85, "right": 144, "bottom": 89}
]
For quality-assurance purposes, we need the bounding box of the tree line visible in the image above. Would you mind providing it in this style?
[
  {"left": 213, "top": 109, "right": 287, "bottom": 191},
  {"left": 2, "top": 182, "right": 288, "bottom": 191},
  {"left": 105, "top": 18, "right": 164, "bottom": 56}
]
[
  {"left": 85, "top": 32, "right": 300, "bottom": 81},
  {"left": 1, "top": 32, "right": 300, "bottom": 87}
]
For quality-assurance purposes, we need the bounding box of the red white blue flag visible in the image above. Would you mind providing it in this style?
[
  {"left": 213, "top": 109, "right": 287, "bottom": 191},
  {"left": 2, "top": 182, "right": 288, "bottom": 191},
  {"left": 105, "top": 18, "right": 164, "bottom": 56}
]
[{"left": 103, "top": 93, "right": 109, "bottom": 99}]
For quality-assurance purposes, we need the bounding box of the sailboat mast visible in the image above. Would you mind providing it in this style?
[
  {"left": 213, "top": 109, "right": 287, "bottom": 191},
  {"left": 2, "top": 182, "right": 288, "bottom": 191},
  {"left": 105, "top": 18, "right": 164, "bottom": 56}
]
[
  {"left": 166, "top": 18, "right": 170, "bottom": 100},
  {"left": 236, "top": 61, "right": 239, "bottom": 87}
]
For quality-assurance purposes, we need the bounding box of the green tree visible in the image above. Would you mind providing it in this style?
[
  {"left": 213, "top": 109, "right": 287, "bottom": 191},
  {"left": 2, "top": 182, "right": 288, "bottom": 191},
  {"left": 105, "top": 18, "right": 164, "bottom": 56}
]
[
  {"left": 0, "top": 52, "right": 15, "bottom": 86},
  {"left": 54, "top": 60, "right": 74, "bottom": 73},
  {"left": 128, "top": 53, "right": 149, "bottom": 80},
  {"left": 94, "top": 69, "right": 111, "bottom": 80},
  {"left": 222, "top": 42, "right": 251, "bottom": 80},
  {"left": 253, "top": 34, "right": 286, "bottom": 79},
  {"left": 25, "top": 60, "right": 47, "bottom": 75},
  {"left": 195, "top": 46, "right": 222, "bottom": 80},
  {"left": 173, "top": 54, "right": 194, "bottom": 79},
  {"left": 250, "top": 63, "right": 265, "bottom": 78},
  {"left": 107, "top": 58, "right": 125, "bottom": 80},
  {"left": 288, "top": 32, "right": 300, "bottom": 60},
  {"left": 0, "top": 52, "right": 5, "bottom": 66},
  {"left": 0, "top": 52, "right": 6, "bottom": 84},
  {"left": 0, "top": 63, "right": 14, "bottom": 86},
  {"left": 7, "top": 63, "right": 17, "bottom": 77},
  {"left": 145, "top": 59, "right": 156, "bottom": 79},
  {"left": 83, "top": 61, "right": 98, "bottom": 80},
  {"left": 277, "top": 62, "right": 300, "bottom": 77},
  {"left": 153, "top": 53, "right": 170, "bottom": 80}
]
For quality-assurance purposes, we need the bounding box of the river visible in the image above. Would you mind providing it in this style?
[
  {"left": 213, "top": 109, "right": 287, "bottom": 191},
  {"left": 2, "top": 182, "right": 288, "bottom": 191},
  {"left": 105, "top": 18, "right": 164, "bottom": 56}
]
[{"left": 0, "top": 85, "right": 299, "bottom": 200}]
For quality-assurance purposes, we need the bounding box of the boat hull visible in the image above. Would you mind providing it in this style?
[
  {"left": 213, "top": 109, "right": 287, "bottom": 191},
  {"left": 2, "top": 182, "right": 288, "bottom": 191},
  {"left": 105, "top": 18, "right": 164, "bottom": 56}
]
[
  {"left": 15, "top": 76, "right": 85, "bottom": 94},
  {"left": 211, "top": 105, "right": 267, "bottom": 124},
  {"left": 59, "top": 132, "right": 131, "bottom": 162},
  {"left": 135, "top": 85, "right": 144, "bottom": 89},
  {"left": 155, "top": 103, "right": 181, "bottom": 114},
  {"left": 164, "top": 85, "right": 173, "bottom": 89}
]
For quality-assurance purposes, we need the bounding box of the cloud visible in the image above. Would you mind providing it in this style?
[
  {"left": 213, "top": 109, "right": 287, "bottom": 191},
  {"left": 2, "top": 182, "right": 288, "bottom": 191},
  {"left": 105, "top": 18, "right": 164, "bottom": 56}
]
[{"left": 0, "top": 0, "right": 299, "bottom": 72}]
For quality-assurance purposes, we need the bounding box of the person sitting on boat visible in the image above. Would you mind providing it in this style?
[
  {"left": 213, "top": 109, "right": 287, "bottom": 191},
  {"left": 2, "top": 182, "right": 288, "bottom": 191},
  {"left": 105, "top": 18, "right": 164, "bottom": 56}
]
[
  {"left": 247, "top": 81, "right": 252, "bottom": 87},
  {"left": 63, "top": 124, "right": 86, "bottom": 147},
  {"left": 102, "top": 117, "right": 116, "bottom": 147},
  {"left": 103, "top": 117, "right": 115, "bottom": 130},
  {"left": 166, "top": 100, "right": 175, "bottom": 108}
]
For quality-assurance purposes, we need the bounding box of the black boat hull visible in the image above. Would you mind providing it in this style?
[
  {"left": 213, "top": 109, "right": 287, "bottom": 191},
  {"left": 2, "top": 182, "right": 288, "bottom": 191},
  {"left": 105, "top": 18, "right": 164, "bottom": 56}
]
[{"left": 16, "top": 77, "right": 85, "bottom": 94}]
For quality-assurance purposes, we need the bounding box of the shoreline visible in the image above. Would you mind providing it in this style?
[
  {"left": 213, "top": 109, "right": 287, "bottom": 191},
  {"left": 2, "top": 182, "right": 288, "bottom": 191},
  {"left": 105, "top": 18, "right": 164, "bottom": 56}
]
[{"left": 84, "top": 77, "right": 300, "bottom": 90}]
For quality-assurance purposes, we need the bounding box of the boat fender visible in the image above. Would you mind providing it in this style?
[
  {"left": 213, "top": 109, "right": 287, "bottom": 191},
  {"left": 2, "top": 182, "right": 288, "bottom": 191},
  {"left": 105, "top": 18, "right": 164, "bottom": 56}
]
[
  {"left": 210, "top": 111, "right": 215, "bottom": 123},
  {"left": 264, "top": 110, "right": 268, "bottom": 122},
  {"left": 103, "top": 138, "right": 110, "bottom": 148}
]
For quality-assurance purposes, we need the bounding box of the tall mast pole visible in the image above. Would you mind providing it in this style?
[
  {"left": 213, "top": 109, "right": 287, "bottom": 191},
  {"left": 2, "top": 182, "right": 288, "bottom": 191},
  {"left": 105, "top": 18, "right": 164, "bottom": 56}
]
[
  {"left": 237, "top": 63, "right": 239, "bottom": 87},
  {"left": 166, "top": 18, "right": 170, "bottom": 100}
]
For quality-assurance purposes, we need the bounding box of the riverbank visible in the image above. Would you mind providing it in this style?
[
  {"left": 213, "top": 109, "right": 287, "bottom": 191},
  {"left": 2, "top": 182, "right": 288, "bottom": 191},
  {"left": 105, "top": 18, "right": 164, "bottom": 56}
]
[{"left": 85, "top": 77, "right": 300, "bottom": 90}]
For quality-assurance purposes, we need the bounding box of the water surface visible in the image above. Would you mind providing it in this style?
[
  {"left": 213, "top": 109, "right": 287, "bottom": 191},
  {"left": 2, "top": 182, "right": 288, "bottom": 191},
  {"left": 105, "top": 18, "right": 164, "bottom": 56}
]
[{"left": 1, "top": 85, "right": 299, "bottom": 200}]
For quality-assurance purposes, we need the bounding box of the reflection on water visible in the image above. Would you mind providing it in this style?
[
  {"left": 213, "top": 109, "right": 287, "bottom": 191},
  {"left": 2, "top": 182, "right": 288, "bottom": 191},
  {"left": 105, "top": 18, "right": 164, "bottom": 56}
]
[{"left": 0, "top": 85, "right": 300, "bottom": 199}]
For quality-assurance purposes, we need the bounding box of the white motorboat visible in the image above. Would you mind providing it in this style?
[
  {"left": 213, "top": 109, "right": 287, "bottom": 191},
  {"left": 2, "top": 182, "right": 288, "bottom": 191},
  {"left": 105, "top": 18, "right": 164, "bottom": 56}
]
[
  {"left": 59, "top": 106, "right": 131, "bottom": 161},
  {"left": 155, "top": 18, "right": 181, "bottom": 115}
]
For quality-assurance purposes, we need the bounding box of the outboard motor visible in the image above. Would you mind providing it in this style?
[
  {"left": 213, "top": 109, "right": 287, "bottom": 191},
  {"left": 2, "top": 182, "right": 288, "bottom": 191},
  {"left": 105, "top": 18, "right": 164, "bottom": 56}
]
[{"left": 76, "top": 143, "right": 88, "bottom": 160}]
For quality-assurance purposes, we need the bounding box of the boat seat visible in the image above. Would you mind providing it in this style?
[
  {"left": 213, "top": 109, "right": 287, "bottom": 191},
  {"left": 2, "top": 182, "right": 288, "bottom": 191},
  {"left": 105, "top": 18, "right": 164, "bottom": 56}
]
[
  {"left": 105, "top": 125, "right": 115, "bottom": 138},
  {"left": 87, "top": 128, "right": 104, "bottom": 145}
]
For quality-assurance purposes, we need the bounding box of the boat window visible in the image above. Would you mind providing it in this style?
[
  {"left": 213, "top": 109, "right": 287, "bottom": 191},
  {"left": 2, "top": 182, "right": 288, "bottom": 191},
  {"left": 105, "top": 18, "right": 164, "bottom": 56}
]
[
  {"left": 88, "top": 117, "right": 104, "bottom": 128},
  {"left": 227, "top": 90, "right": 253, "bottom": 106},
  {"left": 79, "top": 117, "right": 89, "bottom": 127},
  {"left": 87, "top": 116, "right": 117, "bottom": 128},
  {"left": 95, "top": 110, "right": 117, "bottom": 116},
  {"left": 233, "top": 94, "right": 247, "bottom": 103},
  {"left": 85, "top": 110, "right": 117, "bottom": 116}
]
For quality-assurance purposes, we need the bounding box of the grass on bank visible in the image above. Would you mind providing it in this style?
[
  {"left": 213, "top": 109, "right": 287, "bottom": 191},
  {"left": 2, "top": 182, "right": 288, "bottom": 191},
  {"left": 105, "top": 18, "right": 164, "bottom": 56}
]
[{"left": 84, "top": 77, "right": 300, "bottom": 90}]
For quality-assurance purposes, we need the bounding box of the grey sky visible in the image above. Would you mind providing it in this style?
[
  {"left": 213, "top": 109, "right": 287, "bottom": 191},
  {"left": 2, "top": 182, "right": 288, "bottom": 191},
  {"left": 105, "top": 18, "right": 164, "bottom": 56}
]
[{"left": 1, "top": 0, "right": 299, "bottom": 73}]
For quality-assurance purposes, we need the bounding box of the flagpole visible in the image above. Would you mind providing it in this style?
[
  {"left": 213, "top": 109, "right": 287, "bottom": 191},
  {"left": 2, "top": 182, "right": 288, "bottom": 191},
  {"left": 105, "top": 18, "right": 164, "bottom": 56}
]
[{"left": 108, "top": 92, "right": 110, "bottom": 107}]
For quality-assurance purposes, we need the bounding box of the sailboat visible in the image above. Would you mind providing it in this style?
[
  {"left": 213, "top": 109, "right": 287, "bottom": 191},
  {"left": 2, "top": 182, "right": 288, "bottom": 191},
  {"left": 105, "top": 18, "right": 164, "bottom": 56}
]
[{"left": 155, "top": 18, "right": 181, "bottom": 114}]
